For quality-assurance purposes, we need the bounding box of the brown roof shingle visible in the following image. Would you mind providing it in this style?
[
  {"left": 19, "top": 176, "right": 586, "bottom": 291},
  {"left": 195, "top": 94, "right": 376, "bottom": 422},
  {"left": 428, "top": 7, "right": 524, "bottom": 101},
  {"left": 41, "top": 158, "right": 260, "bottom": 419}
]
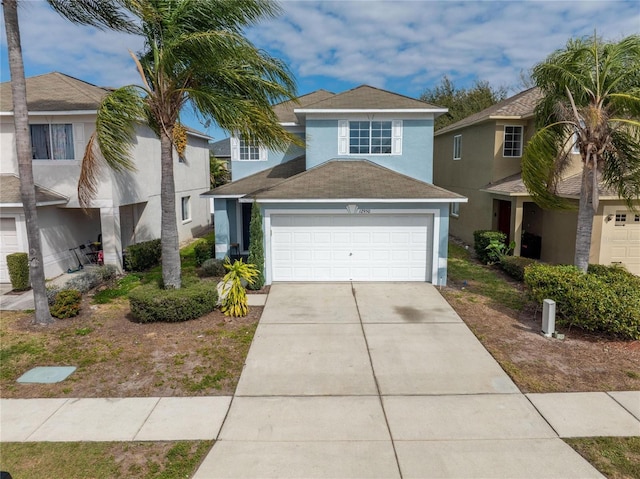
[
  {"left": 0, "top": 174, "right": 68, "bottom": 205},
  {"left": 436, "top": 87, "right": 543, "bottom": 135},
  {"left": 297, "top": 85, "right": 442, "bottom": 111},
  {"left": 483, "top": 172, "right": 619, "bottom": 198},
  {"left": 0, "top": 72, "right": 108, "bottom": 112},
  {"left": 273, "top": 90, "right": 335, "bottom": 123}
]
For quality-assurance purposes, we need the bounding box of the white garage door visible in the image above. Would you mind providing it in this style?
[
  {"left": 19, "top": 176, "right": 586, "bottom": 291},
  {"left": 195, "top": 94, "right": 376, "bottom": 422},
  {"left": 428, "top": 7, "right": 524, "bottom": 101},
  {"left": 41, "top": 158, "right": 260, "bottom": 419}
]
[
  {"left": 0, "top": 217, "right": 19, "bottom": 283},
  {"left": 271, "top": 214, "right": 433, "bottom": 282},
  {"left": 610, "top": 212, "right": 640, "bottom": 275}
]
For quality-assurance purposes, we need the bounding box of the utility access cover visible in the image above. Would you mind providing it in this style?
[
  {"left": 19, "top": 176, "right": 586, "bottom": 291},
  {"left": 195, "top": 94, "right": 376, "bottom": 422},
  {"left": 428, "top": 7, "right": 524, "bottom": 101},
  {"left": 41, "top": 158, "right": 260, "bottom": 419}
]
[{"left": 17, "top": 366, "right": 76, "bottom": 384}]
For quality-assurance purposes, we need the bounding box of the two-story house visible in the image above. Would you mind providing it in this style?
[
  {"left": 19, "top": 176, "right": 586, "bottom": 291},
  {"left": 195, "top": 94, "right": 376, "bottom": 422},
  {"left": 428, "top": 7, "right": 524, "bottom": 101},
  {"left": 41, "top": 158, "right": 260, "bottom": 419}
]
[
  {"left": 433, "top": 87, "right": 639, "bottom": 275},
  {"left": 0, "top": 72, "right": 212, "bottom": 282},
  {"left": 203, "top": 85, "right": 466, "bottom": 285}
]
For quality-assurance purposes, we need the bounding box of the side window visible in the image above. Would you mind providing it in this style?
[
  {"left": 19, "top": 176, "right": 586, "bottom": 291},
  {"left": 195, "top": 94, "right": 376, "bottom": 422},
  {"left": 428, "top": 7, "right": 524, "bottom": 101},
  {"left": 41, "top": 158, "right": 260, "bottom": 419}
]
[
  {"left": 450, "top": 202, "right": 460, "bottom": 217},
  {"left": 30, "top": 124, "right": 75, "bottom": 160},
  {"left": 181, "top": 196, "right": 191, "bottom": 222},
  {"left": 453, "top": 135, "right": 461, "bottom": 160},
  {"left": 503, "top": 125, "right": 523, "bottom": 157}
]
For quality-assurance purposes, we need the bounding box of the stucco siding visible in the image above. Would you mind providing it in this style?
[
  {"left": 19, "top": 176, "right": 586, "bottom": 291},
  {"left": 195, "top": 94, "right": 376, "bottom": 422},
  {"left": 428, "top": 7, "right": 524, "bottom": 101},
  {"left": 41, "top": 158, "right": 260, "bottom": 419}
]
[{"left": 231, "top": 132, "right": 305, "bottom": 181}]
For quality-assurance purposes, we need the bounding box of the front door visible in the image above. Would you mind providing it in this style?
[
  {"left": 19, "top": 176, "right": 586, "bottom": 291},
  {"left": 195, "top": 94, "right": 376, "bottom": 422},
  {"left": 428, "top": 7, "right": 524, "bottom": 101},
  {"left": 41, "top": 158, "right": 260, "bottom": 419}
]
[{"left": 497, "top": 200, "right": 511, "bottom": 242}]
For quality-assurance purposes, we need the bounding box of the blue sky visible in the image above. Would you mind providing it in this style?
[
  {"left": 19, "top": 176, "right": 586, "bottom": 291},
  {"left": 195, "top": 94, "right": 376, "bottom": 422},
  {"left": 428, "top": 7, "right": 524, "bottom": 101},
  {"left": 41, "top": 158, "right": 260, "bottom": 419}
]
[{"left": 1, "top": 0, "right": 638, "bottom": 142}]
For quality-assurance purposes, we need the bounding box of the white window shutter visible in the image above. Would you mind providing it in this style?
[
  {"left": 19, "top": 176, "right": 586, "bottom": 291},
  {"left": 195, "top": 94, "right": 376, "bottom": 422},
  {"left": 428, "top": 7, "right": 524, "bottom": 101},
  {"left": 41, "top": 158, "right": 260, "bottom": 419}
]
[
  {"left": 392, "top": 120, "right": 402, "bottom": 155},
  {"left": 338, "top": 120, "right": 348, "bottom": 155},
  {"left": 259, "top": 145, "right": 268, "bottom": 162},
  {"left": 73, "top": 123, "right": 85, "bottom": 160},
  {"left": 230, "top": 135, "right": 240, "bottom": 161}
]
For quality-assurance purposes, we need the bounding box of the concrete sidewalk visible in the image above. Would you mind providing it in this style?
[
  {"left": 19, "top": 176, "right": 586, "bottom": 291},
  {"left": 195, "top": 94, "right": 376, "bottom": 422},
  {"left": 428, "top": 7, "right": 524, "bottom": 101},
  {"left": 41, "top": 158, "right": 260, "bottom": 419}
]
[{"left": 1, "top": 283, "right": 638, "bottom": 478}]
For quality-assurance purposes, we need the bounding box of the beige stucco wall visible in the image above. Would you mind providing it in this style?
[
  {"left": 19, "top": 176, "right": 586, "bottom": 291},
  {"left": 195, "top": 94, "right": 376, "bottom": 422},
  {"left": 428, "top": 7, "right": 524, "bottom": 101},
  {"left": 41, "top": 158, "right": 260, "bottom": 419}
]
[{"left": 491, "top": 120, "right": 534, "bottom": 182}]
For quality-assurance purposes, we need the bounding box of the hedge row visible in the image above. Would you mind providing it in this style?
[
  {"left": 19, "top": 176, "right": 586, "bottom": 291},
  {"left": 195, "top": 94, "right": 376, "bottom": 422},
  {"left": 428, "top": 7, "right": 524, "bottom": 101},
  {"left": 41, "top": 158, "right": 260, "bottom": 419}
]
[
  {"left": 524, "top": 263, "right": 640, "bottom": 339},
  {"left": 473, "top": 230, "right": 507, "bottom": 264},
  {"left": 7, "top": 252, "right": 29, "bottom": 290},
  {"left": 499, "top": 256, "right": 539, "bottom": 281},
  {"left": 193, "top": 239, "right": 215, "bottom": 266},
  {"left": 129, "top": 278, "right": 218, "bottom": 323},
  {"left": 125, "top": 239, "right": 162, "bottom": 271}
]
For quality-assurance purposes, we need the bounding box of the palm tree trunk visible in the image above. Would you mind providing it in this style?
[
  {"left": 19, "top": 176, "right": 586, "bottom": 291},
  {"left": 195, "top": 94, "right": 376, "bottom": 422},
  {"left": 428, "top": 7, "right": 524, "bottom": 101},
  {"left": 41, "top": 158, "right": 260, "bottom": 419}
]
[
  {"left": 160, "top": 128, "right": 181, "bottom": 289},
  {"left": 574, "top": 165, "right": 595, "bottom": 273},
  {"left": 3, "top": 0, "right": 53, "bottom": 324}
]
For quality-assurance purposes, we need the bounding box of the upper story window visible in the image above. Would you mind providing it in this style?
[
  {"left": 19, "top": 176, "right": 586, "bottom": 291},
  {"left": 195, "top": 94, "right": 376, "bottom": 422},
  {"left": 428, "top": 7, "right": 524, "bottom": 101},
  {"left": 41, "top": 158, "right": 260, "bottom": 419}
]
[
  {"left": 453, "top": 135, "right": 462, "bottom": 160},
  {"left": 181, "top": 196, "right": 191, "bottom": 222},
  {"left": 571, "top": 130, "right": 580, "bottom": 154},
  {"left": 338, "top": 120, "right": 402, "bottom": 155},
  {"left": 30, "top": 124, "right": 74, "bottom": 160},
  {"left": 231, "top": 135, "right": 267, "bottom": 161},
  {"left": 503, "top": 125, "right": 523, "bottom": 157}
]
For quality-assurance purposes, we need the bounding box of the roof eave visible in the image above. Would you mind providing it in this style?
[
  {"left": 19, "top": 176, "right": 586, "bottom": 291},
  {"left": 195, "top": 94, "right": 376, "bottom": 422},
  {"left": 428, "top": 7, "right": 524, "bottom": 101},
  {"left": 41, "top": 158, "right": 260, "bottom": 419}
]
[
  {"left": 294, "top": 108, "right": 448, "bottom": 114},
  {"left": 240, "top": 197, "right": 467, "bottom": 203}
]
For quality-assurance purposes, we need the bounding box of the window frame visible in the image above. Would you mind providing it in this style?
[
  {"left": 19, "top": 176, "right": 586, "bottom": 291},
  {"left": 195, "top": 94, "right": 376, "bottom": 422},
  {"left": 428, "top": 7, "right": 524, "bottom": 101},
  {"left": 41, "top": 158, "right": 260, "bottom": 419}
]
[
  {"left": 503, "top": 125, "right": 523, "bottom": 158},
  {"left": 30, "top": 123, "right": 76, "bottom": 161},
  {"left": 453, "top": 134, "right": 462, "bottom": 160},
  {"left": 231, "top": 134, "right": 267, "bottom": 162},
  {"left": 338, "top": 119, "right": 402, "bottom": 156},
  {"left": 181, "top": 196, "right": 191, "bottom": 223},
  {"left": 450, "top": 202, "right": 460, "bottom": 218}
]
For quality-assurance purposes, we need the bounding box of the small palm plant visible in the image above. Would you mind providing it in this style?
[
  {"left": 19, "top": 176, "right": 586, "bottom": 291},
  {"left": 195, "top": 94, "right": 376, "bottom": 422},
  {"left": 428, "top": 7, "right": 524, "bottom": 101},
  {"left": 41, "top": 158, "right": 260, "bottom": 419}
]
[{"left": 218, "top": 258, "right": 258, "bottom": 317}]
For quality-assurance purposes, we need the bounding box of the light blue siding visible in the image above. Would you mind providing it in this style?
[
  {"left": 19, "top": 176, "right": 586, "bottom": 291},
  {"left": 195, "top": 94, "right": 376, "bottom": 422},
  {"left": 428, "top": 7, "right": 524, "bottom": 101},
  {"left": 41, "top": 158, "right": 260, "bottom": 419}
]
[
  {"left": 231, "top": 133, "right": 305, "bottom": 180},
  {"left": 305, "top": 119, "right": 434, "bottom": 183}
]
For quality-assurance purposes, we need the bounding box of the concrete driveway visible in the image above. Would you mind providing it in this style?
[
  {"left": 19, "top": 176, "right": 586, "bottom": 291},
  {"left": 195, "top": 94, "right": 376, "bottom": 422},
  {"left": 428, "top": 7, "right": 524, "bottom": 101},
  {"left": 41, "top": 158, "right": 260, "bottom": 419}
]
[{"left": 194, "top": 283, "right": 603, "bottom": 478}]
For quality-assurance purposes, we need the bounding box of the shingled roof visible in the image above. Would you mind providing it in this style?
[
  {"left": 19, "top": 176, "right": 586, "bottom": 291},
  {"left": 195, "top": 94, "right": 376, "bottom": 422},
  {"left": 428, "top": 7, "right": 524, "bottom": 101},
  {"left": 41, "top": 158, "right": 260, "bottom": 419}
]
[
  {"left": 0, "top": 174, "right": 68, "bottom": 205},
  {"left": 483, "top": 171, "right": 619, "bottom": 198},
  {"left": 273, "top": 89, "right": 335, "bottom": 123},
  {"left": 296, "top": 85, "right": 443, "bottom": 111},
  {"left": 0, "top": 72, "right": 109, "bottom": 112},
  {"left": 436, "top": 87, "right": 543, "bottom": 135}
]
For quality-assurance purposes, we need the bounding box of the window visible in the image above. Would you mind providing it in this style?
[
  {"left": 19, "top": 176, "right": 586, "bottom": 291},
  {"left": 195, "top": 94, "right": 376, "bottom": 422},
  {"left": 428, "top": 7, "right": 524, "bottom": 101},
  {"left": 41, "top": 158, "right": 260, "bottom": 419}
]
[
  {"left": 453, "top": 135, "right": 462, "bottom": 160},
  {"left": 450, "top": 202, "right": 460, "bottom": 218},
  {"left": 503, "top": 125, "right": 523, "bottom": 157},
  {"left": 615, "top": 212, "right": 627, "bottom": 226},
  {"left": 635, "top": 215, "right": 640, "bottom": 223},
  {"left": 181, "top": 196, "right": 191, "bottom": 222},
  {"left": 571, "top": 130, "right": 580, "bottom": 154},
  {"left": 239, "top": 137, "right": 260, "bottom": 161},
  {"left": 349, "top": 121, "right": 393, "bottom": 154},
  {"left": 30, "top": 124, "right": 74, "bottom": 160}
]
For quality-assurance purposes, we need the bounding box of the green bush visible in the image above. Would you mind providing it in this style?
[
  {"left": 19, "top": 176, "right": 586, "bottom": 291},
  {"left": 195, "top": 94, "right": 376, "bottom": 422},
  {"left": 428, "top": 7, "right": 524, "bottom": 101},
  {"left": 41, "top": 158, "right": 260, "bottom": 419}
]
[
  {"left": 201, "top": 258, "right": 226, "bottom": 277},
  {"left": 524, "top": 263, "right": 640, "bottom": 339},
  {"left": 125, "top": 239, "right": 162, "bottom": 271},
  {"left": 473, "top": 230, "right": 507, "bottom": 264},
  {"left": 7, "top": 252, "right": 29, "bottom": 291},
  {"left": 128, "top": 278, "right": 218, "bottom": 323},
  {"left": 247, "top": 202, "right": 265, "bottom": 290},
  {"left": 193, "top": 239, "right": 215, "bottom": 266},
  {"left": 500, "top": 256, "right": 539, "bottom": 281},
  {"left": 50, "top": 289, "right": 82, "bottom": 319}
]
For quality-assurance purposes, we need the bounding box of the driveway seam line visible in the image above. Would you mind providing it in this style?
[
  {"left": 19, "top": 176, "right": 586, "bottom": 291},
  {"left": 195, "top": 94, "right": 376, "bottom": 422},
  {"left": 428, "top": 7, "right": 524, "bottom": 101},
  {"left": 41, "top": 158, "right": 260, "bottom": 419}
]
[{"left": 351, "top": 283, "right": 404, "bottom": 479}]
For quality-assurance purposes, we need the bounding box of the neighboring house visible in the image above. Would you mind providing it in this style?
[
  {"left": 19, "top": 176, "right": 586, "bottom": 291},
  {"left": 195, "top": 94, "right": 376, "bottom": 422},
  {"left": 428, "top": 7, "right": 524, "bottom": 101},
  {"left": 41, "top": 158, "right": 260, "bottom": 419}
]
[
  {"left": 0, "top": 72, "right": 212, "bottom": 282},
  {"left": 433, "top": 87, "right": 640, "bottom": 275},
  {"left": 210, "top": 138, "right": 231, "bottom": 169},
  {"left": 203, "top": 85, "right": 466, "bottom": 285}
]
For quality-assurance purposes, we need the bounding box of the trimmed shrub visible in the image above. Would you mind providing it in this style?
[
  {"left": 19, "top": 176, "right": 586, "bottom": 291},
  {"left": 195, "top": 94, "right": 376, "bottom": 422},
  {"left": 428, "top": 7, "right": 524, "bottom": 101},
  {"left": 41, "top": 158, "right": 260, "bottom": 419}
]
[
  {"left": 500, "top": 256, "right": 539, "bottom": 281},
  {"left": 129, "top": 278, "right": 218, "bottom": 323},
  {"left": 524, "top": 263, "right": 640, "bottom": 339},
  {"left": 247, "top": 202, "right": 265, "bottom": 290},
  {"left": 473, "top": 230, "right": 507, "bottom": 264},
  {"left": 125, "top": 239, "right": 161, "bottom": 271},
  {"left": 46, "top": 285, "right": 61, "bottom": 306},
  {"left": 193, "top": 239, "right": 215, "bottom": 266},
  {"left": 50, "top": 289, "right": 82, "bottom": 319},
  {"left": 201, "top": 258, "right": 226, "bottom": 277},
  {"left": 7, "top": 252, "right": 29, "bottom": 291}
]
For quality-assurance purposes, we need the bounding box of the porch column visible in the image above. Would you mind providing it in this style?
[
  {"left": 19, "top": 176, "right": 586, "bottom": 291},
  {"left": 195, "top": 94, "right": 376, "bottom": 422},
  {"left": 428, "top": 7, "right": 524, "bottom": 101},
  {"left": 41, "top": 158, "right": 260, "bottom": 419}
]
[
  {"left": 100, "top": 206, "right": 123, "bottom": 272},
  {"left": 214, "top": 198, "right": 229, "bottom": 259},
  {"left": 513, "top": 197, "right": 525, "bottom": 256}
]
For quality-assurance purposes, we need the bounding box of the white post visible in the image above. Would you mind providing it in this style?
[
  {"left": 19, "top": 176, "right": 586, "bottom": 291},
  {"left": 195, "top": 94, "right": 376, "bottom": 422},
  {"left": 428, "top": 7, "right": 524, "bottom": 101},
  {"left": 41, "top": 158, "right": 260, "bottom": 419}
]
[{"left": 542, "top": 299, "right": 556, "bottom": 337}]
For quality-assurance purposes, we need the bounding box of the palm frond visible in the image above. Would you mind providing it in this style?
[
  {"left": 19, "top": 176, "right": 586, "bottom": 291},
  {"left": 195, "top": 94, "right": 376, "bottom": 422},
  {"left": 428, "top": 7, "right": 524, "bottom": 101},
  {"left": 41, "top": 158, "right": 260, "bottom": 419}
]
[
  {"left": 47, "top": 0, "right": 139, "bottom": 33},
  {"left": 602, "top": 129, "right": 640, "bottom": 210}
]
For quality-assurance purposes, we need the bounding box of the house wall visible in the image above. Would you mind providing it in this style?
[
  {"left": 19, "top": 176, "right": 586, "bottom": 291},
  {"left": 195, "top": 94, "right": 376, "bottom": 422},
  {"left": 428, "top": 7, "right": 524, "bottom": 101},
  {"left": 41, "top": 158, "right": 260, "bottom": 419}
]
[
  {"left": 304, "top": 115, "right": 435, "bottom": 183},
  {"left": 491, "top": 120, "right": 534, "bottom": 182},
  {"left": 433, "top": 122, "right": 496, "bottom": 244},
  {"left": 231, "top": 131, "right": 305, "bottom": 181}
]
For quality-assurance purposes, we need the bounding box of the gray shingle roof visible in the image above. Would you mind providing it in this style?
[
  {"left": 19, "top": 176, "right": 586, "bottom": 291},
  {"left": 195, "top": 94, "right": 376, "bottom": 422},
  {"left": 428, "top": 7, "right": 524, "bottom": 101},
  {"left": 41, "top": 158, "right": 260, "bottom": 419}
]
[
  {"left": 203, "top": 156, "right": 306, "bottom": 197},
  {"left": 436, "top": 87, "right": 543, "bottom": 135},
  {"left": 273, "top": 90, "right": 335, "bottom": 123},
  {"left": 297, "top": 85, "right": 443, "bottom": 111},
  {"left": 0, "top": 174, "right": 68, "bottom": 205},
  {"left": 210, "top": 138, "right": 231, "bottom": 158},
  {"left": 483, "top": 171, "right": 619, "bottom": 198},
  {"left": 0, "top": 72, "right": 108, "bottom": 112}
]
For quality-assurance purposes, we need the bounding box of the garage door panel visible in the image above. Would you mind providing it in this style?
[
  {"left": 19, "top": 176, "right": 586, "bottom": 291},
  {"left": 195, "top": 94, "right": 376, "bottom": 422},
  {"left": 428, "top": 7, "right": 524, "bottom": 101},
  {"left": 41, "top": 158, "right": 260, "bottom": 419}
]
[{"left": 270, "top": 214, "right": 433, "bottom": 282}]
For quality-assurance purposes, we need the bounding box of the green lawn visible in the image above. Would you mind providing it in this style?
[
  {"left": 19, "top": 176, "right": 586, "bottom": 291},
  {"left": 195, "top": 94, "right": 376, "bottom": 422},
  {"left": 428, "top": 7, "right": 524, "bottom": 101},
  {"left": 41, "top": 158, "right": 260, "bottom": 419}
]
[{"left": 566, "top": 437, "right": 640, "bottom": 479}]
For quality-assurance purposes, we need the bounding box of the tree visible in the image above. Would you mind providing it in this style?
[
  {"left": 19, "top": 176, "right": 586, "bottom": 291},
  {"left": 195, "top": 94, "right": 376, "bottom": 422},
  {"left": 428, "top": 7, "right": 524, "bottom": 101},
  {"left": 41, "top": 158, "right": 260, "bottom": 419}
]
[
  {"left": 79, "top": 0, "right": 300, "bottom": 290},
  {"left": 210, "top": 155, "right": 230, "bottom": 189},
  {"left": 2, "top": 0, "right": 134, "bottom": 325},
  {"left": 420, "top": 76, "right": 508, "bottom": 130},
  {"left": 247, "top": 201, "right": 265, "bottom": 290},
  {"left": 522, "top": 34, "right": 640, "bottom": 272}
]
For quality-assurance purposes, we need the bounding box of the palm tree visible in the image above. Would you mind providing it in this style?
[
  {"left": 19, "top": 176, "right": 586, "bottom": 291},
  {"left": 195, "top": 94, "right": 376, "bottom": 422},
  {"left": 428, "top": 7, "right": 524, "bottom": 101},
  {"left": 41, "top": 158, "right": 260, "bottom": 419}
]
[
  {"left": 79, "top": 0, "right": 300, "bottom": 289},
  {"left": 210, "top": 155, "right": 230, "bottom": 189},
  {"left": 522, "top": 34, "right": 640, "bottom": 272},
  {"left": 2, "top": 0, "right": 135, "bottom": 325}
]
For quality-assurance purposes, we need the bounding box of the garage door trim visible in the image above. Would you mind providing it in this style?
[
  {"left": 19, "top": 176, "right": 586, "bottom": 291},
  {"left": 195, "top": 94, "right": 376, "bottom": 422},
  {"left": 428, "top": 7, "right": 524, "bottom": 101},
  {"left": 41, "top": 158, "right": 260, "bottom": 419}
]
[{"left": 264, "top": 208, "right": 441, "bottom": 284}]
